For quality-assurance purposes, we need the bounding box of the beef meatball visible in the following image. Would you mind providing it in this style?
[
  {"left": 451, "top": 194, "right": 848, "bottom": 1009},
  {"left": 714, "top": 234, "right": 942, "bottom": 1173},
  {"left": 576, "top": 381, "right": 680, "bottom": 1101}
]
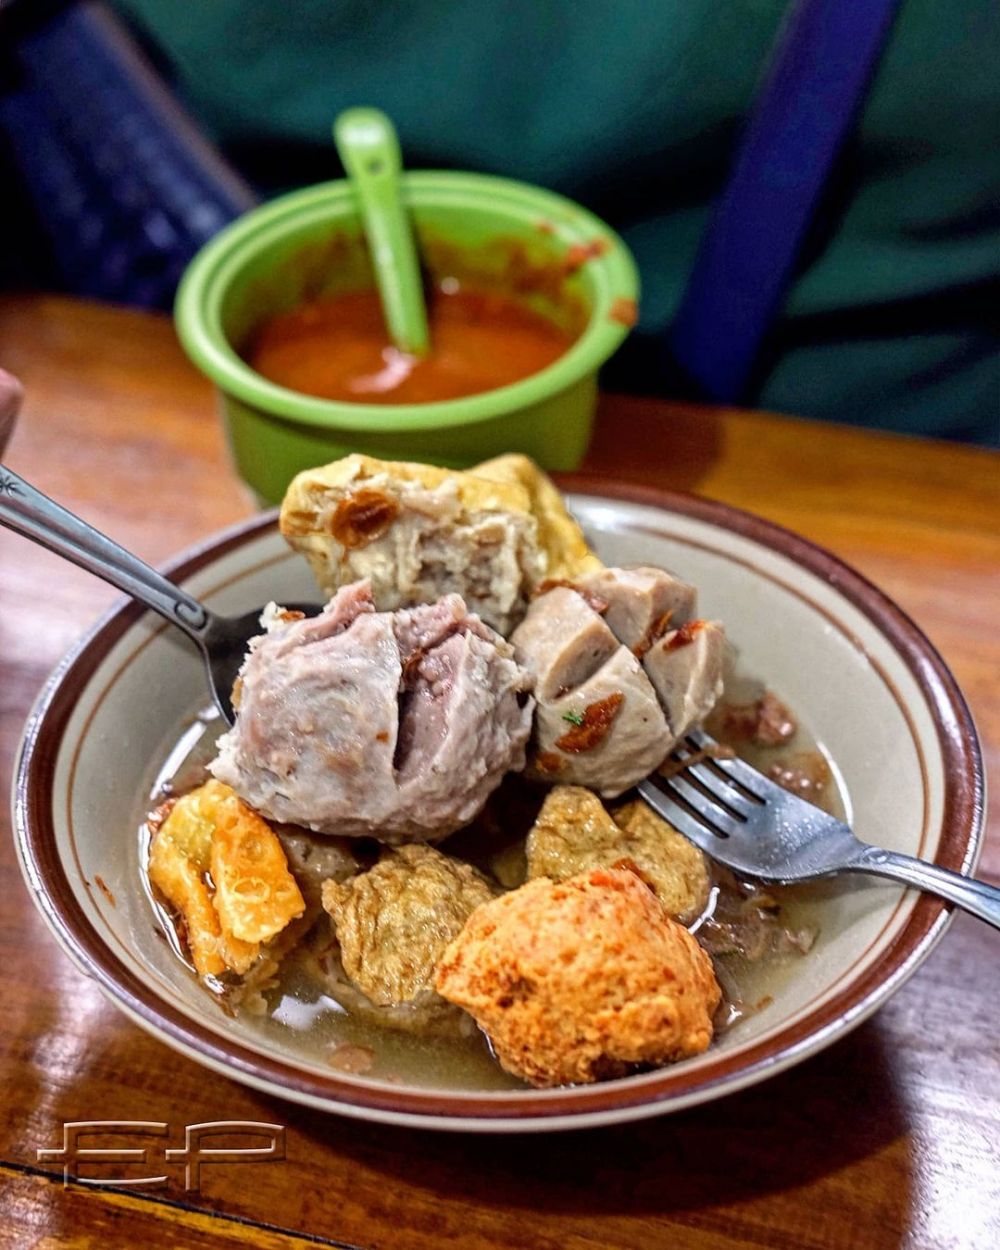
[
  {"left": 526, "top": 786, "right": 710, "bottom": 924},
  {"left": 211, "top": 581, "right": 534, "bottom": 842},
  {"left": 435, "top": 867, "right": 721, "bottom": 1087},
  {"left": 511, "top": 571, "right": 725, "bottom": 795},
  {"left": 511, "top": 586, "right": 669, "bottom": 796},
  {"left": 275, "top": 827, "right": 363, "bottom": 909}
]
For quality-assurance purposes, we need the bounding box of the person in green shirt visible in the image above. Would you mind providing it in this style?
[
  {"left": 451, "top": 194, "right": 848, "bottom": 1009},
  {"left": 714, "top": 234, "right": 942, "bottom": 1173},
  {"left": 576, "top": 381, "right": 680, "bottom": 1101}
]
[{"left": 46, "top": 2, "right": 1000, "bottom": 442}]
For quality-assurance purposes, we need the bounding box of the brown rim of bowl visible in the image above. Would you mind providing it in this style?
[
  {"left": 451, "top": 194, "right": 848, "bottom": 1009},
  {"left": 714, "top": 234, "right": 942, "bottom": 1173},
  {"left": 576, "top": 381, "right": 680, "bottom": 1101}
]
[{"left": 14, "top": 480, "right": 985, "bottom": 1124}]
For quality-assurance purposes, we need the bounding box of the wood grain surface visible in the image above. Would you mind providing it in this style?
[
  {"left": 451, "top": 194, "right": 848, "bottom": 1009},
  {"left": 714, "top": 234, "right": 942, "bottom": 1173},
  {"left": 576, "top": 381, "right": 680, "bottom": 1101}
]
[{"left": 0, "top": 295, "right": 997, "bottom": 1250}]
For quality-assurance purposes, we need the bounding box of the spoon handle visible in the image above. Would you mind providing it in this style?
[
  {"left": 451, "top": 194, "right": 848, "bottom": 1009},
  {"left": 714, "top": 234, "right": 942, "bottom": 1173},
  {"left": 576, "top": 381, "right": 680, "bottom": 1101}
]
[
  {"left": 0, "top": 465, "right": 212, "bottom": 641},
  {"left": 334, "top": 107, "right": 430, "bottom": 355},
  {"left": 848, "top": 847, "right": 1000, "bottom": 931}
]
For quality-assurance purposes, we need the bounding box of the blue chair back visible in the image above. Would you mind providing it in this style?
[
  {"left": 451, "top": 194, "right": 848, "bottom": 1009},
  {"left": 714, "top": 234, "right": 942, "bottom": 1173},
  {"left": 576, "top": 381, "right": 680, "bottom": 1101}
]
[{"left": 668, "top": 0, "right": 902, "bottom": 402}]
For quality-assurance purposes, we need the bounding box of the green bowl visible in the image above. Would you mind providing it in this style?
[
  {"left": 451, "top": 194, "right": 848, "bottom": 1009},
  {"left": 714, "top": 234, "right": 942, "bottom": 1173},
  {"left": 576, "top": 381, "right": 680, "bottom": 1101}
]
[{"left": 175, "top": 172, "right": 639, "bottom": 504}]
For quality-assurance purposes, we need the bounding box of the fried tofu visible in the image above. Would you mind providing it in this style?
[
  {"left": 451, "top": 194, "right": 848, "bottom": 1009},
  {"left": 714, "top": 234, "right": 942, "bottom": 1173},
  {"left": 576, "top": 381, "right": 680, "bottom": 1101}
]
[
  {"left": 526, "top": 785, "right": 710, "bottom": 924},
  {"left": 608, "top": 797, "right": 712, "bottom": 924},
  {"left": 472, "top": 453, "right": 601, "bottom": 580},
  {"left": 435, "top": 867, "right": 721, "bottom": 1087},
  {"left": 278, "top": 453, "right": 600, "bottom": 634},
  {"left": 321, "top": 844, "right": 494, "bottom": 1008},
  {"left": 147, "top": 780, "right": 305, "bottom": 978}
]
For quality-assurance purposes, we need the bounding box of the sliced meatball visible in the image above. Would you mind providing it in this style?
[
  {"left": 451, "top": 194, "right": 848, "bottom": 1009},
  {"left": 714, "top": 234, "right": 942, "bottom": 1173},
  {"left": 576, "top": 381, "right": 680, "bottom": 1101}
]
[
  {"left": 435, "top": 867, "right": 721, "bottom": 1087},
  {"left": 642, "top": 619, "right": 725, "bottom": 741},
  {"left": 526, "top": 786, "right": 710, "bottom": 924},
  {"left": 512, "top": 587, "right": 670, "bottom": 796},
  {"left": 321, "top": 844, "right": 495, "bottom": 1011},
  {"left": 515, "top": 584, "right": 618, "bottom": 699},
  {"left": 572, "top": 566, "right": 696, "bottom": 655}
]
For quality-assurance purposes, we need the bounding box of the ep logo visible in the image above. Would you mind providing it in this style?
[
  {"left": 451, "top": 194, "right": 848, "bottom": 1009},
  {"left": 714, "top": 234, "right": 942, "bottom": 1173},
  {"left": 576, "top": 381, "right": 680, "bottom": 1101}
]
[{"left": 37, "top": 1121, "right": 285, "bottom": 1191}]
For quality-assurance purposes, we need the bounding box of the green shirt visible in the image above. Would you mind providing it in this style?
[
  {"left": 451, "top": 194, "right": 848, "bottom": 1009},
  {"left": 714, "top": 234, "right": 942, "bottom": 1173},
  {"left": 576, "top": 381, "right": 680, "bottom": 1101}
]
[{"left": 114, "top": 0, "right": 1000, "bottom": 442}]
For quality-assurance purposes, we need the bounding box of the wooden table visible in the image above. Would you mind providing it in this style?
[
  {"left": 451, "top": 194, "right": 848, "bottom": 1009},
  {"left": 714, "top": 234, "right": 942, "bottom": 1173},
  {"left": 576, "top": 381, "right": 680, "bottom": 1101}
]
[{"left": 1, "top": 294, "right": 997, "bottom": 1250}]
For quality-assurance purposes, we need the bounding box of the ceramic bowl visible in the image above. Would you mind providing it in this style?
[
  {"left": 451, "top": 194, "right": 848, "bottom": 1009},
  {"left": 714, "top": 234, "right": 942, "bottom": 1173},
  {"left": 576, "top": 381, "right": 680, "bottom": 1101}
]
[{"left": 13, "top": 481, "right": 983, "bottom": 1132}]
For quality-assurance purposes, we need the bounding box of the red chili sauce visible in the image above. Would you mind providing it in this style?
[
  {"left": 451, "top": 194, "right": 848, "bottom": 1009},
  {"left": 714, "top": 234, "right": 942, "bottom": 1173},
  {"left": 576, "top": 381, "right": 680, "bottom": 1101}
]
[{"left": 245, "top": 284, "right": 576, "bottom": 405}]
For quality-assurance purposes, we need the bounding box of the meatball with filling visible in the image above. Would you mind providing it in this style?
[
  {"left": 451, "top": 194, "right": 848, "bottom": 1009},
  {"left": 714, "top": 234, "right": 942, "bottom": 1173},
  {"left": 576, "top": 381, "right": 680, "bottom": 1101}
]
[
  {"left": 211, "top": 581, "right": 534, "bottom": 843},
  {"left": 435, "top": 867, "right": 721, "bottom": 1087},
  {"left": 320, "top": 844, "right": 495, "bottom": 1034},
  {"left": 526, "top": 786, "right": 710, "bottom": 924}
]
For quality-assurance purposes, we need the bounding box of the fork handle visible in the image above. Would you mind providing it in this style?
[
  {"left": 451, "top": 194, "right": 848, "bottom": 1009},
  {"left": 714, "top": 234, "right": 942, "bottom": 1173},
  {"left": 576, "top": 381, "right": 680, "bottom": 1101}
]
[
  {"left": 0, "top": 465, "right": 212, "bottom": 643},
  {"left": 849, "top": 848, "right": 1000, "bottom": 932}
]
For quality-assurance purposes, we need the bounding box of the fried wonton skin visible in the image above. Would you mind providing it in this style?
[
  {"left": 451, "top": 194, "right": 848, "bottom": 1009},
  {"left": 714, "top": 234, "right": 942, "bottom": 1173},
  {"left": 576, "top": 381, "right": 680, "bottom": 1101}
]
[
  {"left": 435, "top": 867, "right": 721, "bottom": 1087},
  {"left": 147, "top": 834, "right": 252, "bottom": 976},
  {"left": 208, "top": 788, "right": 307, "bottom": 944},
  {"left": 147, "top": 780, "right": 305, "bottom": 978}
]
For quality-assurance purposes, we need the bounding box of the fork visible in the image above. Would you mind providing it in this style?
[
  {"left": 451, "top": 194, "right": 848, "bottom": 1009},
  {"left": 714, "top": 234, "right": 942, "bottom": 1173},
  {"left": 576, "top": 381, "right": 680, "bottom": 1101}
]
[
  {"left": 638, "top": 729, "right": 999, "bottom": 930},
  {"left": 0, "top": 466, "right": 320, "bottom": 725}
]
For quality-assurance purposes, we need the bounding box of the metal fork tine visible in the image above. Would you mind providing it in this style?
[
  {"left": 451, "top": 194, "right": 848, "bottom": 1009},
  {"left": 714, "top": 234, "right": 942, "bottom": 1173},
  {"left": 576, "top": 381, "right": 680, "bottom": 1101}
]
[
  {"left": 659, "top": 773, "right": 741, "bottom": 837},
  {"left": 637, "top": 778, "right": 719, "bottom": 852},
  {"left": 684, "top": 728, "right": 772, "bottom": 799},
  {"left": 680, "top": 760, "right": 756, "bottom": 817}
]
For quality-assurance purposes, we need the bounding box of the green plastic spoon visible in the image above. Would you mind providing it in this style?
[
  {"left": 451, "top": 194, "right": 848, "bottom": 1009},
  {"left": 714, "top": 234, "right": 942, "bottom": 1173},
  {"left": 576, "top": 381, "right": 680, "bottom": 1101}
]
[{"left": 333, "top": 107, "right": 430, "bottom": 357}]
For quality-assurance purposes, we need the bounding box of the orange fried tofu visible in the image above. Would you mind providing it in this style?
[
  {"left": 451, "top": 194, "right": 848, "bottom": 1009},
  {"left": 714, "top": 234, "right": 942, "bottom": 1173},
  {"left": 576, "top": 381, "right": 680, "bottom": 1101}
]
[
  {"left": 147, "top": 780, "right": 304, "bottom": 977},
  {"left": 435, "top": 867, "right": 721, "bottom": 1087}
]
